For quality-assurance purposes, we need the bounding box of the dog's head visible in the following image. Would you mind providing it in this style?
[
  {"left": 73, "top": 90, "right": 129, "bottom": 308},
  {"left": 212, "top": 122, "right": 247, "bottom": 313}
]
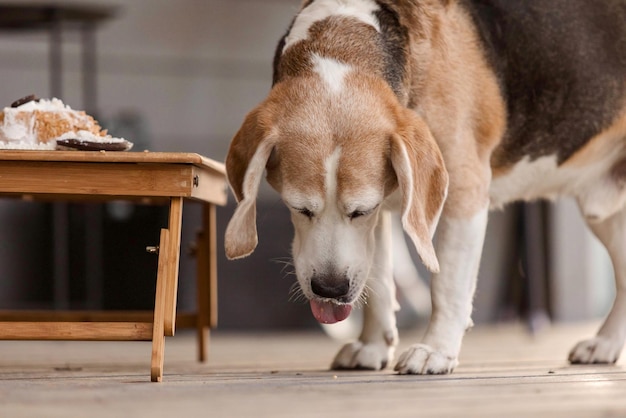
[{"left": 224, "top": 68, "right": 448, "bottom": 324}]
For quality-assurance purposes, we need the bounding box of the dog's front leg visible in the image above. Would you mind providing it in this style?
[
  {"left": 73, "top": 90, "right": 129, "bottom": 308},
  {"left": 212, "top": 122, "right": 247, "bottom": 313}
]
[
  {"left": 331, "top": 210, "right": 399, "bottom": 370},
  {"left": 395, "top": 206, "right": 488, "bottom": 374}
]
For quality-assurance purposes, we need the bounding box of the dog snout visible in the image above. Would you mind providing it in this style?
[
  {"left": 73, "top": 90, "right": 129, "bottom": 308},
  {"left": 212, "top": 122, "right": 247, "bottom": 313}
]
[{"left": 310, "top": 273, "right": 350, "bottom": 300}]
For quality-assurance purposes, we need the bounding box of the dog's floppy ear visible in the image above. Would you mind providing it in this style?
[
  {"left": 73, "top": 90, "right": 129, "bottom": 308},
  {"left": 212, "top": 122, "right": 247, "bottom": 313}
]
[
  {"left": 224, "top": 106, "right": 277, "bottom": 260},
  {"left": 390, "top": 110, "right": 448, "bottom": 273}
]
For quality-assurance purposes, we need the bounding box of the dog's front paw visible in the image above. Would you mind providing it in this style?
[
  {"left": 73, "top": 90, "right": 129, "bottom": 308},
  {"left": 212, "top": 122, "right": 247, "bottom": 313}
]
[
  {"left": 394, "top": 344, "right": 458, "bottom": 375},
  {"left": 568, "top": 336, "right": 623, "bottom": 364},
  {"left": 331, "top": 341, "right": 394, "bottom": 370}
]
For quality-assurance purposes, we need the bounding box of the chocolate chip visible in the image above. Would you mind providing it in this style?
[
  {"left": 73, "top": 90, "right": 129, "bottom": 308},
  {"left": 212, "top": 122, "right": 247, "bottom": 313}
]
[{"left": 11, "top": 94, "right": 39, "bottom": 108}]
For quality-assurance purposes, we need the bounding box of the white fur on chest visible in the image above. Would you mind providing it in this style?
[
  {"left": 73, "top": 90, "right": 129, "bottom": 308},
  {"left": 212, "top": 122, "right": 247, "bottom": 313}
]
[{"left": 283, "top": 0, "right": 381, "bottom": 52}]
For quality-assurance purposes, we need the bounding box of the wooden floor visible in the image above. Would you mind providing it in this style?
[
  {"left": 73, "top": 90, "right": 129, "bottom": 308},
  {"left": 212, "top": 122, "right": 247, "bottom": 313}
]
[{"left": 1, "top": 322, "right": 626, "bottom": 417}]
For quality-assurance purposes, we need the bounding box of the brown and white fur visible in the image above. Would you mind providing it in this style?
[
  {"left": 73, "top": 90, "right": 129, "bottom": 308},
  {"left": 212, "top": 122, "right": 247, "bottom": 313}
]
[{"left": 224, "top": 0, "right": 626, "bottom": 374}]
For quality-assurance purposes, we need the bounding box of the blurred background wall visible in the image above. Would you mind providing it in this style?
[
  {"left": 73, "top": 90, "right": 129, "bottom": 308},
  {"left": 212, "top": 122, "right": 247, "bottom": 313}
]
[{"left": 0, "top": 0, "right": 614, "bottom": 330}]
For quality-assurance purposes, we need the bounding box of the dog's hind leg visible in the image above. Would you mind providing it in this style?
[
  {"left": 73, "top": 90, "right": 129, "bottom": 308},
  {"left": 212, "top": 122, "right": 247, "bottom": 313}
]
[
  {"left": 331, "top": 210, "right": 399, "bottom": 370},
  {"left": 569, "top": 207, "right": 626, "bottom": 364}
]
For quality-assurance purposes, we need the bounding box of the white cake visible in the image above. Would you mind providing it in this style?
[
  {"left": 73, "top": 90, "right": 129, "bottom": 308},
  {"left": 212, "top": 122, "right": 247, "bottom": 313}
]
[{"left": 0, "top": 96, "right": 133, "bottom": 151}]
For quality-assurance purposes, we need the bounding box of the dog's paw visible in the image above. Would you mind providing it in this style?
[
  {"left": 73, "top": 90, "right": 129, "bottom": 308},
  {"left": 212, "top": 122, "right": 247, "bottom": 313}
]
[
  {"left": 394, "top": 344, "right": 458, "bottom": 375},
  {"left": 568, "top": 336, "right": 623, "bottom": 364},
  {"left": 331, "top": 341, "right": 394, "bottom": 370}
]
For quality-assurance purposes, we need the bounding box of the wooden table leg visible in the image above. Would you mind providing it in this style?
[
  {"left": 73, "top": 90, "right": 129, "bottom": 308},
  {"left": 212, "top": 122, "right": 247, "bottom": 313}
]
[
  {"left": 195, "top": 203, "right": 218, "bottom": 362},
  {"left": 163, "top": 197, "right": 183, "bottom": 337},
  {"left": 151, "top": 228, "right": 169, "bottom": 382},
  {"left": 196, "top": 220, "right": 208, "bottom": 363},
  {"left": 207, "top": 204, "right": 218, "bottom": 329}
]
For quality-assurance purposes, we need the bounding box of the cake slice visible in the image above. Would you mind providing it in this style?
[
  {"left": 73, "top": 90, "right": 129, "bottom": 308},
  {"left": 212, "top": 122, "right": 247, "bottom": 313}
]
[{"left": 0, "top": 95, "right": 133, "bottom": 151}]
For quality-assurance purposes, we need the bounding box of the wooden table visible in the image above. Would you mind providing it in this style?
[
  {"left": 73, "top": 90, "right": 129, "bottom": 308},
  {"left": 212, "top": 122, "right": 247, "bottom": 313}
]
[{"left": 0, "top": 151, "right": 228, "bottom": 382}]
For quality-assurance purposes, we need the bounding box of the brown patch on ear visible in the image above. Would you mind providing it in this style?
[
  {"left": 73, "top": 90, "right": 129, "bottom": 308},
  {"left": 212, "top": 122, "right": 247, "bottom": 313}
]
[
  {"left": 224, "top": 105, "right": 278, "bottom": 260},
  {"left": 390, "top": 110, "right": 448, "bottom": 272},
  {"left": 226, "top": 106, "right": 276, "bottom": 202}
]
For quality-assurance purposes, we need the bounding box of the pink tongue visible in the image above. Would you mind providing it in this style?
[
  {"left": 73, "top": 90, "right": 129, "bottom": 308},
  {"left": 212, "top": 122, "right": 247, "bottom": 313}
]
[{"left": 310, "top": 300, "right": 352, "bottom": 324}]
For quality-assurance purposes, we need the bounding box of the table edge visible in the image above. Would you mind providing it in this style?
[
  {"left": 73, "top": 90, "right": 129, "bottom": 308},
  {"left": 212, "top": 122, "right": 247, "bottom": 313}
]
[{"left": 0, "top": 150, "right": 226, "bottom": 174}]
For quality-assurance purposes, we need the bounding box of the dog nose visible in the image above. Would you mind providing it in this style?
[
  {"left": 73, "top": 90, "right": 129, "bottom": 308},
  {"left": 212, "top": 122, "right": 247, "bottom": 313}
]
[{"left": 310, "top": 274, "right": 350, "bottom": 300}]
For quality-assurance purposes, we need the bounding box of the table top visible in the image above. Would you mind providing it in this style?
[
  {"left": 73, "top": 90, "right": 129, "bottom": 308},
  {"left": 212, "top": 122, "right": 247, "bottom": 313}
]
[
  {"left": 0, "top": 150, "right": 226, "bottom": 172},
  {"left": 0, "top": 151, "right": 228, "bottom": 204}
]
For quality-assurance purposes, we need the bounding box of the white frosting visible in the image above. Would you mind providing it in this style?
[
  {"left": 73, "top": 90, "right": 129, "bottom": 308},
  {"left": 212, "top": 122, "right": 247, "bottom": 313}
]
[
  {"left": 2, "top": 117, "right": 30, "bottom": 141},
  {"left": 17, "top": 97, "right": 68, "bottom": 112},
  {"left": 0, "top": 141, "right": 56, "bottom": 150}
]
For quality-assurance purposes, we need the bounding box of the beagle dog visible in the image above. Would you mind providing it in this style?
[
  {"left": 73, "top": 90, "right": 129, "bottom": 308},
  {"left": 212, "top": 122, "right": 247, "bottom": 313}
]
[{"left": 224, "top": 0, "right": 626, "bottom": 374}]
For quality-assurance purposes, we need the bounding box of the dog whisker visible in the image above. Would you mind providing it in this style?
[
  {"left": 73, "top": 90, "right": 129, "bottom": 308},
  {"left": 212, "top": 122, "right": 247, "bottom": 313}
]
[
  {"left": 350, "top": 284, "right": 370, "bottom": 309},
  {"left": 271, "top": 257, "right": 294, "bottom": 267},
  {"left": 271, "top": 257, "right": 296, "bottom": 277},
  {"left": 288, "top": 282, "right": 307, "bottom": 304}
]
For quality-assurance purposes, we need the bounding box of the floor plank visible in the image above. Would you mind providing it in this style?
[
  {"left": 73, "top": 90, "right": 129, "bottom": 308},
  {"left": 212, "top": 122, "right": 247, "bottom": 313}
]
[{"left": 1, "top": 322, "right": 625, "bottom": 417}]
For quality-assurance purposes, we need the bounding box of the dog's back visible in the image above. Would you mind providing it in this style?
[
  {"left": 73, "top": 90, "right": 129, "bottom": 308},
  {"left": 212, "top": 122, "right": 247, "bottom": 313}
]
[
  {"left": 468, "top": 0, "right": 626, "bottom": 168},
  {"left": 452, "top": 0, "right": 626, "bottom": 217}
]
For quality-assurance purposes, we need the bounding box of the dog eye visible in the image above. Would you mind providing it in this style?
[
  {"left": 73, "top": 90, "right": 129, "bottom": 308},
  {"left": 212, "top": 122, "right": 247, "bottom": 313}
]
[
  {"left": 348, "top": 204, "right": 379, "bottom": 220},
  {"left": 297, "top": 208, "right": 315, "bottom": 219},
  {"left": 348, "top": 210, "right": 369, "bottom": 220}
]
